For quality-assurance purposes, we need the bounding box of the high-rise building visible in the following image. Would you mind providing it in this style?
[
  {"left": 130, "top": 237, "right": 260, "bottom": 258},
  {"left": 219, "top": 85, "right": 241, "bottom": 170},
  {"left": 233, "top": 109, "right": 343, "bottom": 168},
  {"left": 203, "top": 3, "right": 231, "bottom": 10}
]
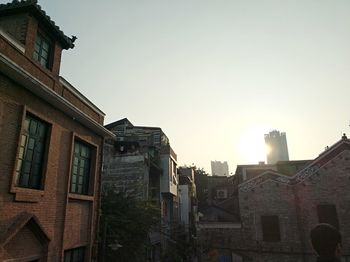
[
  {"left": 264, "top": 130, "right": 289, "bottom": 164},
  {"left": 211, "top": 161, "right": 229, "bottom": 176}
]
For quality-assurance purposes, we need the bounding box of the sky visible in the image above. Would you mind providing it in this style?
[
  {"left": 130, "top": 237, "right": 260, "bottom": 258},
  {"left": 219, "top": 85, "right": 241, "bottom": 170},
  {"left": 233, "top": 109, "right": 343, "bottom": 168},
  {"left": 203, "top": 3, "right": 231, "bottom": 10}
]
[{"left": 7, "top": 0, "right": 350, "bottom": 173}]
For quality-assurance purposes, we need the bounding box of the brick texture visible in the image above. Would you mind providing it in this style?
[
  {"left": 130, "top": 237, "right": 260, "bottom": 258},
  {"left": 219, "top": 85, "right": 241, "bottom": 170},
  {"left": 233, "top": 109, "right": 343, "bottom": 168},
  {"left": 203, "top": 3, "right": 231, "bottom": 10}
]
[
  {"left": 199, "top": 145, "right": 350, "bottom": 262},
  {"left": 0, "top": 72, "right": 104, "bottom": 261},
  {"left": 0, "top": 7, "right": 106, "bottom": 261}
]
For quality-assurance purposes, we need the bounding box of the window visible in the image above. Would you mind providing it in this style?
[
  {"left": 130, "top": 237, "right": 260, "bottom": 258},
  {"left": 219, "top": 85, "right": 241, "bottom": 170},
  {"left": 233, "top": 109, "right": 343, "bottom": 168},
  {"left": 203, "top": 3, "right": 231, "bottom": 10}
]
[
  {"left": 33, "top": 33, "right": 52, "bottom": 69},
  {"left": 261, "top": 215, "right": 281, "bottom": 242},
  {"left": 216, "top": 189, "right": 228, "bottom": 199},
  {"left": 172, "top": 161, "right": 177, "bottom": 185},
  {"left": 317, "top": 204, "right": 339, "bottom": 229},
  {"left": 70, "top": 141, "right": 92, "bottom": 195},
  {"left": 64, "top": 247, "right": 85, "bottom": 262},
  {"left": 16, "top": 114, "right": 48, "bottom": 189}
]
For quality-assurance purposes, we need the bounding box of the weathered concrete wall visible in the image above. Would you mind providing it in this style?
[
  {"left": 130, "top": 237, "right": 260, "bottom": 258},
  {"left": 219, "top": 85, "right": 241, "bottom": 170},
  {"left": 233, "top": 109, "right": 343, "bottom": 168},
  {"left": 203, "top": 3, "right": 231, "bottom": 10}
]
[{"left": 103, "top": 142, "right": 149, "bottom": 199}]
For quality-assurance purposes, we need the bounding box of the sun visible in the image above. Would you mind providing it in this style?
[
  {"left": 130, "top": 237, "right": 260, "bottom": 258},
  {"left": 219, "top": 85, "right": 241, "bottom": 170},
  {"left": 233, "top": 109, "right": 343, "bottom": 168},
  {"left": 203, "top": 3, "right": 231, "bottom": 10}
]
[{"left": 238, "top": 128, "right": 270, "bottom": 164}]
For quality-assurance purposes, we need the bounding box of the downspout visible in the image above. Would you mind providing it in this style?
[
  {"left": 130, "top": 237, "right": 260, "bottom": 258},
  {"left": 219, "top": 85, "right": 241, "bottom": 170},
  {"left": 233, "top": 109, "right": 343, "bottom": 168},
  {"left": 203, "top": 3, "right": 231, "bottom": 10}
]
[{"left": 95, "top": 137, "right": 105, "bottom": 262}]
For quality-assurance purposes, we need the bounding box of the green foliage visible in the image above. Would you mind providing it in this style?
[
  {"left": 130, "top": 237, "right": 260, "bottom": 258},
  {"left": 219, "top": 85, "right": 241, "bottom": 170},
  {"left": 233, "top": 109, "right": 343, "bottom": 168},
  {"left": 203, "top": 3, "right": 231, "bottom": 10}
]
[
  {"left": 192, "top": 166, "right": 209, "bottom": 177},
  {"left": 191, "top": 166, "right": 209, "bottom": 209},
  {"left": 100, "top": 189, "right": 160, "bottom": 262}
]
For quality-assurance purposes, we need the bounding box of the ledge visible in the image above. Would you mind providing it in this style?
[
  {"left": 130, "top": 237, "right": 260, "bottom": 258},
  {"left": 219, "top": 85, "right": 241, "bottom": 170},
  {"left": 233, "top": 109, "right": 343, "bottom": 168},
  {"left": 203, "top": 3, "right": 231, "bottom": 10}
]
[
  {"left": 68, "top": 193, "right": 94, "bottom": 202},
  {"left": 12, "top": 187, "right": 44, "bottom": 203},
  {"left": 197, "top": 222, "right": 242, "bottom": 229}
]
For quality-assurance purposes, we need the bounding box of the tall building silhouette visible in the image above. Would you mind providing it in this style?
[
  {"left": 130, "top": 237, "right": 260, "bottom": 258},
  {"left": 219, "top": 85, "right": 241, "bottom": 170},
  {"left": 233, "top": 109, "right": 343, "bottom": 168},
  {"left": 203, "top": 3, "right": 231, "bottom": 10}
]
[
  {"left": 265, "top": 130, "right": 289, "bottom": 164},
  {"left": 211, "top": 161, "right": 229, "bottom": 176}
]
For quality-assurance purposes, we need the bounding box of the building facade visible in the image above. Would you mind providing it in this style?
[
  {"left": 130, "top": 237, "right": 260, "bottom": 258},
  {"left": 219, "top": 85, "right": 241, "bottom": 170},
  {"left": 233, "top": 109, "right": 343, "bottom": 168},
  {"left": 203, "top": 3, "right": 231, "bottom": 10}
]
[
  {"left": 198, "top": 136, "right": 350, "bottom": 262},
  {"left": 265, "top": 130, "right": 289, "bottom": 164},
  {"left": 178, "top": 167, "right": 197, "bottom": 233},
  {"left": 0, "top": 1, "right": 113, "bottom": 261},
  {"left": 211, "top": 160, "right": 229, "bottom": 176},
  {"left": 102, "top": 118, "right": 179, "bottom": 259}
]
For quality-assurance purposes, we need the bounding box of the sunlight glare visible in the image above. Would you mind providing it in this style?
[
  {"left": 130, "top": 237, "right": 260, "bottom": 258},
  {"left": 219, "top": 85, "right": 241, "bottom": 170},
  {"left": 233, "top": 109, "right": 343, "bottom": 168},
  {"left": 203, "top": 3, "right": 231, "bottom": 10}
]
[{"left": 238, "top": 127, "right": 270, "bottom": 164}]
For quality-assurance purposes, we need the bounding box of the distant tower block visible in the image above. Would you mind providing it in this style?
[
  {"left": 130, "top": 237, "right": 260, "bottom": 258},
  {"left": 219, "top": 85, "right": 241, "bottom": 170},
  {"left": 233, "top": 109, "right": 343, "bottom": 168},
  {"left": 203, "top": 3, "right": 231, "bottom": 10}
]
[
  {"left": 264, "top": 130, "right": 289, "bottom": 164},
  {"left": 211, "top": 161, "right": 229, "bottom": 176}
]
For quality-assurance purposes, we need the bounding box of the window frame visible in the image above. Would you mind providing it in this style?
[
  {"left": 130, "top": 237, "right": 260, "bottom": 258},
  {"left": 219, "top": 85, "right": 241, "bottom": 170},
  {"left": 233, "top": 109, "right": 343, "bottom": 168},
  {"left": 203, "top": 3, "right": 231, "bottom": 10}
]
[
  {"left": 317, "top": 204, "right": 340, "bottom": 229},
  {"left": 64, "top": 246, "right": 85, "bottom": 262},
  {"left": 261, "top": 215, "right": 281, "bottom": 242},
  {"left": 216, "top": 189, "right": 228, "bottom": 199},
  {"left": 11, "top": 108, "right": 51, "bottom": 193},
  {"left": 33, "top": 30, "right": 53, "bottom": 70},
  {"left": 69, "top": 136, "right": 97, "bottom": 197}
]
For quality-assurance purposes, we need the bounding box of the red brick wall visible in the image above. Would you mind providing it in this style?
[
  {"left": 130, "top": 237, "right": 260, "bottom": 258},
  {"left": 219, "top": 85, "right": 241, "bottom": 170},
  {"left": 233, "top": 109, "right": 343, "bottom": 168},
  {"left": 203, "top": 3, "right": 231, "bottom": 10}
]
[
  {"left": 4, "top": 225, "right": 45, "bottom": 259},
  {"left": 0, "top": 73, "right": 103, "bottom": 261},
  {"left": 0, "top": 14, "right": 104, "bottom": 124},
  {"left": 0, "top": 13, "right": 28, "bottom": 44}
]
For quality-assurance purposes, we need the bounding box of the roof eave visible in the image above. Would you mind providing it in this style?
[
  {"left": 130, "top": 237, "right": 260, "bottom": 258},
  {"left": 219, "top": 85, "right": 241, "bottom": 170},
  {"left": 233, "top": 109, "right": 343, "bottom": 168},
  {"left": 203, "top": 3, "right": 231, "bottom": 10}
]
[
  {"left": 0, "top": 52, "right": 114, "bottom": 138},
  {"left": 0, "top": 1, "right": 74, "bottom": 49}
]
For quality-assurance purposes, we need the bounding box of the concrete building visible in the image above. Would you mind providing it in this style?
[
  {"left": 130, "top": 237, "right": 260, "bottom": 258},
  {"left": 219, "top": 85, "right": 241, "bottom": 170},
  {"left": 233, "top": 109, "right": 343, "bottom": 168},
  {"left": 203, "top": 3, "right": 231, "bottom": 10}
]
[
  {"left": 0, "top": 1, "right": 113, "bottom": 261},
  {"left": 211, "top": 160, "right": 229, "bottom": 176},
  {"left": 198, "top": 175, "right": 238, "bottom": 223},
  {"left": 103, "top": 118, "right": 179, "bottom": 259},
  {"left": 265, "top": 130, "right": 289, "bottom": 164},
  {"left": 178, "top": 167, "right": 197, "bottom": 232},
  {"left": 198, "top": 135, "right": 350, "bottom": 262},
  {"left": 103, "top": 118, "right": 162, "bottom": 201}
]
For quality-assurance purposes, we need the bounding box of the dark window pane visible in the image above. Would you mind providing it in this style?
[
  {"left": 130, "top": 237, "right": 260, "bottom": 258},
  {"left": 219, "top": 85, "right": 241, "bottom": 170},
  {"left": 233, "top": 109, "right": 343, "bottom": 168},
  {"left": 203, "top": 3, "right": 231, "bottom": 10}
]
[
  {"left": 42, "top": 41, "right": 49, "bottom": 51},
  {"left": 23, "top": 161, "right": 31, "bottom": 173},
  {"left": 64, "top": 252, "right": 71, "bottom": 262},
  {"left": 20, "top": 173, "right": 29, "bottom": 186},
  {"left": 17, "top": 114, "right": 48, "bottom": 189},
  {"left": 29, "top": 120, "right": 37, "bottom": 134},
  {"left": 70, "top": 141, "right": 91, "bottom": 195},
  {"left": 317, "top": 205, "right": 339, "bottom": 229},
  {"left": 64, "top": 247, "right": 85, "bottom": 262},
  {"left": 33, "top": 51, "right": 39, "bottom": 61},
  {"left": 33, "top": 33, "right": 51, "bottom": 69},
  {"left": 34, "top": 42, "right": 41, "bottom": 52},
  {"left": 261, "top": 215, "right": 281, "bottom": 242},
  {"left": 28, "top": 138, "right": 35, "bottom": 149}
]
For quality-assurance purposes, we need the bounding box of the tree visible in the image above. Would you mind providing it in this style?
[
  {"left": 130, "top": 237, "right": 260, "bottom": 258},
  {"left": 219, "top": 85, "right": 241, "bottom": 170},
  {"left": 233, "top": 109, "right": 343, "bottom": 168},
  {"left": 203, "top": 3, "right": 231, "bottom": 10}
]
[
  {"left": 100, "top": 189, "right": 160, "bottom": 262},
  {"left": 192, "top": 166, "right": 209, "bottom": 210}
]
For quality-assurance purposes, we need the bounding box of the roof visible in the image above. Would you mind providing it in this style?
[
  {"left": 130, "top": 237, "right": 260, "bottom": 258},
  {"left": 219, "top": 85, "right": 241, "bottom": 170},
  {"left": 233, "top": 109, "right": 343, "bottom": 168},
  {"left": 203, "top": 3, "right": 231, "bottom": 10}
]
[
  {"left": 0, "top": 52, "right": 114, "bottom": 138},
  {"left": 59, "top": 77, "right": 105, "bottom": 116},
  {"left": 239, "top": 137, "right": 350, "bottom": 192},
  {"left": 0, "top": 0, "right": 75, "bottom": 49},
  {"left": 235, "top": 160, "right": 311, "bottom": 177},
  {"left": 105, "top": 118, "right": 134, "bottom": 129}
]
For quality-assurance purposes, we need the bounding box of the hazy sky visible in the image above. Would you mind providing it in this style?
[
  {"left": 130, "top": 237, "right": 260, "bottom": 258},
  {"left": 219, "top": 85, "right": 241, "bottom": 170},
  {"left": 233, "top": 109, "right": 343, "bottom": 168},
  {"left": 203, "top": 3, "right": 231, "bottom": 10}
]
[{"left": 8, "top": 0, "right": 350, "bottom": 173}]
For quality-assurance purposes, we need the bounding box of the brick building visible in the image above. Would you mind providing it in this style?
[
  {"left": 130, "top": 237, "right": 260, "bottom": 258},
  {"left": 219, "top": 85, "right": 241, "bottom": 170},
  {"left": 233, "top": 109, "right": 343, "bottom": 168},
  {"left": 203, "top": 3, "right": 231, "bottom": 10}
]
[
  {"left": 0, "top": 1, "right": 113, "bottom": 261},
  {"left": 198, "top": 136, "right": 350, "bottom": 262}
]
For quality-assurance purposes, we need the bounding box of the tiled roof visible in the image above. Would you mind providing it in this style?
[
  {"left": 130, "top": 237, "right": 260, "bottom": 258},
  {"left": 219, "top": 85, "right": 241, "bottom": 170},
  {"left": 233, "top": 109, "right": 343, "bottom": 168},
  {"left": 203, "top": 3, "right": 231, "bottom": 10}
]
[
  {"left": 239, "top": 138, "right": 350, "bottom": 192},
  {"left": 0, "top": 0, "right": 75, "bottom": 49}
]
